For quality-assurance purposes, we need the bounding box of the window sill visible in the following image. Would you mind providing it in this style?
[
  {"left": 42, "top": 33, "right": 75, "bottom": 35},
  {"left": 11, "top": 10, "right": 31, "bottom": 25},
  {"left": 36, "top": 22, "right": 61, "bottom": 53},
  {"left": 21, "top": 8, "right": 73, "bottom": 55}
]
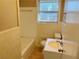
[{"left": 37, "top": 20, "right": 58, "bottom": 24}]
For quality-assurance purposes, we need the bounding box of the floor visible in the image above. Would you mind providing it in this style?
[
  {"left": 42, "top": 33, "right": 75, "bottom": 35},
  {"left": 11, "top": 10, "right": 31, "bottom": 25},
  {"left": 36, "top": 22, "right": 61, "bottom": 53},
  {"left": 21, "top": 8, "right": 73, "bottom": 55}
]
[{"left": 28, "top": 47, "right": 44, "bottom": 59}]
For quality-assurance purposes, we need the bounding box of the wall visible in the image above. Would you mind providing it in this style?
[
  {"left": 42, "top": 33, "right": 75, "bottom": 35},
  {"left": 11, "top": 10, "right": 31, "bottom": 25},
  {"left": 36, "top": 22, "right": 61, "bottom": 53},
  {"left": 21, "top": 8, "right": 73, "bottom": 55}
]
[
  {"left": 20, "top": 7, "right": 37, "bottom": 38},
  {"left": 62, "top": 11, "right": 79, "bottom": 42},
  {"left": 0, "top": 0, "right": 18, "bottom": 31},
  {"left": 20, "top": 7, "right": 37, "bottom": 59},
  {"left": 20, "top": 7, "right": 59, "bottom": 46},
  {"left": 0, "top": 0, "right": 20, "bottom": 59},
  {"left": 19, "top": 0, "right": 59, "bottom": 46},
  {"left": 62, "top": 23, "right": 79, "bottom": 42},
  {"left": 0, "top": 27, "right": 20, "bottom": 59},
  {"left": 36, "top": 23, "right": 58, "bottom": 46},
  {"left": 37, "top": 23, "right": 58, "bottom": 39},
  {"left": 20, "top": 7, "right": 58, "bottom": 45}
]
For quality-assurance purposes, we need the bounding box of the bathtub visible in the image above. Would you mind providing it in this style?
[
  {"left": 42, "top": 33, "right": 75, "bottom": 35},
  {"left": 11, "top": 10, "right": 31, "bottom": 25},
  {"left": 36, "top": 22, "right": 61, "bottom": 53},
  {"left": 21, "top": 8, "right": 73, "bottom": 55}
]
[{"left": 21, "top": 36, "right": 36, "bottom": 59}]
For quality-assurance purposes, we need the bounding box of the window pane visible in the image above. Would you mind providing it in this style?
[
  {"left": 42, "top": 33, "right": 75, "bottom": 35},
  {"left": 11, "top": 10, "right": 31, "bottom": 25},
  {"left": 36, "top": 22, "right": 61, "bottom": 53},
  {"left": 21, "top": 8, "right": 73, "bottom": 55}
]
[
  {"left": 39, "top": 13, "right": 48, "bottom": 20},
  {"left": 65, "top": 1, "right": 79, "bottom": 11},
  {"left": 64, "top": 1, "right": 79, "bottom": 23},
  {"left": 40, "top": 3, "right": 58, "bottom": 11},
  {"left": 64, "top": 13, "right": 79, "bottom": 23},
  {"left": 38, "top": 13, "right": 58, "bottom": 22}
]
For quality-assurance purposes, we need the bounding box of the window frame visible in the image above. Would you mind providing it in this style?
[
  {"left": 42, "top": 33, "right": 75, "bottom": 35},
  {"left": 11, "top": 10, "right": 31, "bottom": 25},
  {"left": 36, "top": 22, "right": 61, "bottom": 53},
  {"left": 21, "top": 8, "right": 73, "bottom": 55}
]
[{"left": 37, "top": 1, "right": 59, "bottom": 23}]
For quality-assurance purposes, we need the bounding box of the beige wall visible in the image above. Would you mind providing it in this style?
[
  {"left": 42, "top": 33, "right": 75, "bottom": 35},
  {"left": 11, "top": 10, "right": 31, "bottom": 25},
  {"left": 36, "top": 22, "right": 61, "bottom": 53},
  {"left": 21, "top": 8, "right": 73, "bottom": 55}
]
[
  {"left": 62, "top": 12, "right": 79, "bottom": 42},
  {"left": 19, "top": 0, "right": 61, "bottom": 39},
  {"left": 62, "top": 23, "right": 79, "bottom": 42},
  {"left": 0, "top": 27, "right": 20, "bottom": 59},
  {"left": 0, "top": 0, "right": 18, "bottom": 31},
  {"left": 36, "top": 23, "right": 58, "bottom": 46},
  {"left": 20, "top": 7, "right": 59, "bottom": 47},
  {"left": 20, "top": 7, "right": 59, "bottom": 38},
  {"left": 20, "top": 7, "right": 37, "bottom": 38},
  {"left": 37, "top": 23, "right": 58, "bottom": 39},
  {"left": 19, "top": 0, "right": 61, "bottom": 47},
  {"left": 0, "top": 0, "right": 20, "bottom": 59}
]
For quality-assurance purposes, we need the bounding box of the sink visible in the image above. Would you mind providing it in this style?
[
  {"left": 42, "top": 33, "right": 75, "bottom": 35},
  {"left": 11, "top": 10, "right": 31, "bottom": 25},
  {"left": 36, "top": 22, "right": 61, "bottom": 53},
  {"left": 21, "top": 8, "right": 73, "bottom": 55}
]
[
  {"left": 48, "top": 41, "right": 60, "bottom": 49},
  {"left": 43, "top": 38, "right": 78, "bottom": 59}
]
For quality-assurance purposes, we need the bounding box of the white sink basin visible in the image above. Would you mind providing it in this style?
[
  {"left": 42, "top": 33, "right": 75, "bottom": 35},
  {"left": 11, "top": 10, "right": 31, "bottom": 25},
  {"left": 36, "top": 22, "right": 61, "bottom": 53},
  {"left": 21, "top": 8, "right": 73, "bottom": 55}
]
[
  {"left": 44, "top": 38, "right": 62, "bottom": 53},
  {"left": 48, "top": 41, "right": 60, "bottom": 48},
  {"left": 43, "top": 38, "right": 78, "bottom": 59}
]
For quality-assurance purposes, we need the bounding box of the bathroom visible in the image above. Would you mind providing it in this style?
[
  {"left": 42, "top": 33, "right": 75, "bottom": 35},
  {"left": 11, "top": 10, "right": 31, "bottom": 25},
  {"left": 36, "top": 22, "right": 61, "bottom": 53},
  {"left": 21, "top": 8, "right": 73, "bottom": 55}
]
[{"left": 0, "top": 0, "right": 79, "bottom": 59}]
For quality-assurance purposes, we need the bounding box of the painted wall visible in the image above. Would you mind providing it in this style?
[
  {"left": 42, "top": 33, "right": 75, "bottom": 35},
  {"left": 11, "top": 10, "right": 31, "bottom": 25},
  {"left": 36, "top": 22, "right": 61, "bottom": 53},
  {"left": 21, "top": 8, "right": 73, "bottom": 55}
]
[
  {"left": 20, "top": 7, "right": 37, "bottom": 59},
  {"left": 62, "top": 12, "right": 79, "bottom": 42},
  {"left": 20, "top": 7, "right": 58, "bottom": 37},
  {"left": 20, "top": 7, "right": 37, "bottom": 38},
  {"left": 62, "top": 23, "right": 79, "bottom": 42},
  {"left": 37, "top": 23, "right": 58, "bottom": 39},
  {"left": 36, "top": 23, "right": 58, "bottom": 46},
  {"left": 20, "top": 7, "right": 59, "bottom": 47},
  {"left": 0, "top": 0, "right": 20, "bottom": 59},
  {"left": 19, "top": 0, "right": 60, "bottom": 39},
  {"left": 0, "top": 27, "right": 20, "bottom": 59},
  {"left": 19, "top": 0, "right": 59, "bottom": 47},
  {"left": 0, "top": 0, "right": 18, "bottom": 31}
]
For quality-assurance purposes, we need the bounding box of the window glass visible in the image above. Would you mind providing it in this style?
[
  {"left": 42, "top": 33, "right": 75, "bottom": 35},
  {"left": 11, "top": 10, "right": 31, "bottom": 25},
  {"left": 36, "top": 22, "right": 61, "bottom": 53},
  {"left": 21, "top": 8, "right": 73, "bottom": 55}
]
[
  {"left": 40, "top": 3, "right": 58, "bottom": 11},
  {"left": 64, "top": 1, "right": 79, "bottom": 23},
  {"left": 38, "top": 2, "right": 58, "bottom": 22},
  {"left": 65, "top": 1, "right": 79, "bottom": 11},
  {"left": 38, "top": 13, "right": 58, "bottom": 22}
]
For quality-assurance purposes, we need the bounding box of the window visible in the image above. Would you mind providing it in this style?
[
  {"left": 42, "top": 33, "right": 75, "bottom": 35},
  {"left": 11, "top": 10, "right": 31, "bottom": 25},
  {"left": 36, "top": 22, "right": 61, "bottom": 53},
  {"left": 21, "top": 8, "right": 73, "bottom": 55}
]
[
  {"left": 38, "top": 1, "right": 59, "bottom": 22},
  {"left": 64, "top": 0, "right": 79, "bottom": 23},
  {"left": 65, "top": 0, "right": 79, "bottom": 12}
]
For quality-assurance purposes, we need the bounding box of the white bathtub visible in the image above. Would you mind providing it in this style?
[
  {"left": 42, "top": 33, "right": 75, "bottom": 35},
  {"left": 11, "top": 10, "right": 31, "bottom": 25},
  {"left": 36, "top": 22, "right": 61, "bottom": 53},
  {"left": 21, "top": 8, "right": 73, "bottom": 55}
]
[{"left": 21, "top": 37, "right": 36, "bottom": 59}]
